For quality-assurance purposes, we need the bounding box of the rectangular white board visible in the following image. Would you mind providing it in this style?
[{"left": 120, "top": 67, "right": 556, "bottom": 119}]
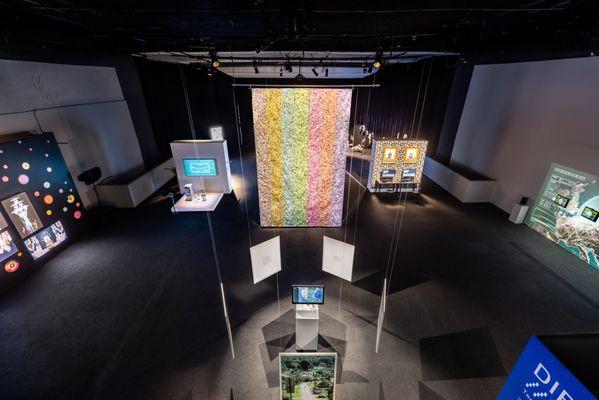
[
  {"left": 250, "top": 236, "right": 282, "bottom": 284},
  {"left": 322, "top": 236, "right": 354, "bottom": 282}
]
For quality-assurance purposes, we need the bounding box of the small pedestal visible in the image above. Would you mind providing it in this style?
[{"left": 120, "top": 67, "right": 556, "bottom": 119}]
[
  {"left": 171, "top": 193, "right": 223, "bottom": 212},
  {"left": 295, "top": 304, "right": 319, "bottom": 351},
  {"left": 509, "top": 204, "right": 529, "bottom": 224}
]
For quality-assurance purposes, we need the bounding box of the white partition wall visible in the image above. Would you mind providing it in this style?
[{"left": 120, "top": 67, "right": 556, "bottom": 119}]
[{"left": 170, "top": 140, "right": 233, "bottom": 193}]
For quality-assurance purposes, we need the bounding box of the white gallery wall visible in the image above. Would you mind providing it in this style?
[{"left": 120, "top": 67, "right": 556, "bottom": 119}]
[
  {"left": 450, "top": 56, "right": 599, "bottom": 212},
  {"left": 0, "top": 59, "right": 145, "bottom": 206}
]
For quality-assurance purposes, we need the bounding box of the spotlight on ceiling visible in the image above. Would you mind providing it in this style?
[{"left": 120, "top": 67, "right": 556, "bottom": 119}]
[
  {"left": 372, "top": 49, "right": 383, "bottom": 69},
  {"left": 207, "top": 67, "right": 213, "bottom": 77},
  {"left": 325, "top": 68, "right": 329, "bottom": 77},
  {"left": 368, "top": 65, "right": 373, "bottom": 73},
  {"left": 210, "top": 51, "right": 220, "bottom": 68},
  {"left": 253, "top": 59, "right": 259, "bottom": 74},
  {"left": 280, "top": 67, "right": 283, "bottom": 77},
  {"left": 285, "top": 55, "right": 293, "bottom": 72},
  {"left": 312, "top": 66, "right": 319, "bottom": 77}
]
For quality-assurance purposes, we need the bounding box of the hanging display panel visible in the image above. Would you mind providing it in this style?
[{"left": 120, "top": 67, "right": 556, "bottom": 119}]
[
  {"left": 252, "top": 88, "right": 352, "bottom": 227},
  {"left": 526, "top": 164, "right": 599, "bottom": 269}
]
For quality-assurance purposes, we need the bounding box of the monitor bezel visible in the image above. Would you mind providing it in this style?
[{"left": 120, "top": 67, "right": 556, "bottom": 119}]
[{"left": 292, "top": 284, "right": 326, "bottom": 305}]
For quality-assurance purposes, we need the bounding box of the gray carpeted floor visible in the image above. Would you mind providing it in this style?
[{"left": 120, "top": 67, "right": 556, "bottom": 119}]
[{"left": 1, "top": 154, "right": 599, "bottom": 400}]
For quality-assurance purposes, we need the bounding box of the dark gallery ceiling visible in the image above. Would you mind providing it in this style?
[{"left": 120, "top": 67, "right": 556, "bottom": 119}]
[{"left": 1, "top": 0, "right": 598, "bottom": 53}]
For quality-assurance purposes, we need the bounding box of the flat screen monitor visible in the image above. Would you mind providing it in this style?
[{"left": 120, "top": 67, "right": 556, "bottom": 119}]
[
  {"left": 554, "top": 194, "right": 570, "bottom": 208},
  {"left": 401, "top": 168, "right": 417, "bottom": 182},
  {"left": 380, "top": 169, "right": 396, "bottom": 182},
  {"left": 292, "top": 285, "right": 325, "bottom": 305},
  {"left": 182, "top": 158, "right": 217, "bottom": 177},
  {"left": 581, "top": 207, "right": 598, "bottom": 222},
  {"left": 1, "top": 192, "right": 43, "bottom": 238}
]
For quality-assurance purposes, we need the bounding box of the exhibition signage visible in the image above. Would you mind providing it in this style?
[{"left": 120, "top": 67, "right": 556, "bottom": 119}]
[
  {"left": 526, "top": 164, "right": 599, "bottom": 269},
  {"left": 497, "top": 336, "right": 595, "bottom": 400}
]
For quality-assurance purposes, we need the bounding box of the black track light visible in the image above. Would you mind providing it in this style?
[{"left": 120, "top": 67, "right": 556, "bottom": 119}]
[
  {"left": 325, "top": 68, "right": 329, "bottom": 77},
  {"left": 312, "top": 66, "right": 319, "bottom": 77},
  {"left": 285, "top": 56, "right": 293, "bottom": 72},
  {"left": 280, "top": 67, "right": 283, "bottom": 77},
  {"left": 253, "top": 59, "right": 259, "bottom": 74}
]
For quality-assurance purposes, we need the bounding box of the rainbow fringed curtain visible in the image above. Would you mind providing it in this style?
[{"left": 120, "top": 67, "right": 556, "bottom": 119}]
[{"left": 252, "top": 88, "right": 352, "bottom": 227}]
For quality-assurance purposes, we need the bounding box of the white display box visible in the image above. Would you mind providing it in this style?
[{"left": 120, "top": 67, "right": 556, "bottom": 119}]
[
  {"left": 322, "top": 236, "right": 355, "bottom": 282},
  {"left": 249, "top": 236, "right": 282, "bottom": 284}
]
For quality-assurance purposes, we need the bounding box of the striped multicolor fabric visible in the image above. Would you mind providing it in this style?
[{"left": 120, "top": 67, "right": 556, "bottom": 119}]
[{"left": 252, "top": 88, "right": 352, "bottom": 227}]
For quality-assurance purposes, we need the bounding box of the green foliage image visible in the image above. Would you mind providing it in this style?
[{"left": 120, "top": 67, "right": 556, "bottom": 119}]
[{"left": 280, "top": 354, "right": 336, "bottom": 400}]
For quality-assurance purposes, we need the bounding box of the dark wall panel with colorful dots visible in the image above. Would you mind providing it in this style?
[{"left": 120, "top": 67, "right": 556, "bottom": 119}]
[{"left": 0, "top": 132, "right": 85, "bottom": 289}]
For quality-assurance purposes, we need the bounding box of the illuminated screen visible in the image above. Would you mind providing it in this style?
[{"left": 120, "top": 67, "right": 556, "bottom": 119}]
[
  {"left": 23, "top": 221, "right": 67, "bottom": 260},
  {"left": 582, "top": 207, "right": 598, "bottom": 222},
  {"left": 1, "top": 192, "right": 43, "bottom": 238},
  {"left": 527, "top": 164, "right": 599, "bottom": 269},
  {"left": 252, "top": 88, "right": 352, "bottom": 227},
  {"left": 292, "top": 285, "right": 325, "bottom": 304},
  {"left": 0, "top": 230, "right": 18, "bottom": 263},
  {"left": 554, "top": 194, "right": 570, "bottom": 208},
  {"left": 182, "top": 158, "right": 217, "bottom": 177},
  {"left": 401, "top": 168, "right": 417, "bottom": 182}
]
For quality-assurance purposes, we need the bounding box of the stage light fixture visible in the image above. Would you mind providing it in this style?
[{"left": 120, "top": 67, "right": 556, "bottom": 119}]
[
  {"left": 312, "top": 66, "right": 319, "bottom": 77},
  {"left": 368, "top": 66, "right": 373, "bottom": 73},
  {"left": 373, "top": 49, "right": 383, "bottom": 69},
  {"left": 325, "top": 68, "right": 329, "bottom": 77},
  {"left": 210, "top": 51, "right": 220, "bottom": 68},
  {"left": 253, "top": 59, "right": 259, "bottom": 74},
  {"left": 285, "top": 56, "right": 293, "bottom": 72},
  {"left": 280, "top": 67, "right": 283, "bottom": 77}
]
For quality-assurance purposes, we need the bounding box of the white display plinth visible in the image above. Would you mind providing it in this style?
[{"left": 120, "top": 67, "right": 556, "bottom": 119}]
[
  {"left": 509, "top": 204, "right": 529, "bottom": 224},
  {"left": 295, "top": 304, "right": 319, "bottom": 351},
  {"left": 171, "top": 193, "right": 223, "bottom": 212}
]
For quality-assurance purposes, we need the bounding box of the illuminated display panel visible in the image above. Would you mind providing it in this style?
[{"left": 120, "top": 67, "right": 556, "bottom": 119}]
[
  {"left": 24, "top": 221, "right": 67, "bottom": 260},
  {"left": 252, "top": 88, "right": 352, "bottom": 227},
  {"left": 369, "top": 139, "right": 428, "bottom": 187},
  {"left": 182, "top": 158, "right": 217, "bottom": 177},
  {"left": 0, "top": 230, "right": 18, "bottom": 263},
  {"left": 527, "top": 164, "right": 599, "bottom": 269},
  {"left": 0, "top": 133, "right": 84, "bottom": 286},
  {"left": 1, "top": 192, "right": 43, "bottom": 238}
]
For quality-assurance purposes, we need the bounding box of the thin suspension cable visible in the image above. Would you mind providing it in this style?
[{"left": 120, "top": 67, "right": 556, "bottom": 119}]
[
  {"left": 409, "top": 61, "right": 426, "bottom": 137},
  {"left": 386, "top": 58, "right": 431, "bottom": 297},
  {"left": 416, "top": 59, "right": 433, "bottom": 140},
  {"left": 343, "top": 87, "right": 358, "bottom": 243}
]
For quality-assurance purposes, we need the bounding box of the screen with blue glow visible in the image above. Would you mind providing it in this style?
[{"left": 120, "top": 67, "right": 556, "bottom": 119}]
[
  {"left": 182, "top": 158, "right": 217, "bottom": 177},
  {"left": 292, "top": 285, "right": 325, "bottom": 304}
]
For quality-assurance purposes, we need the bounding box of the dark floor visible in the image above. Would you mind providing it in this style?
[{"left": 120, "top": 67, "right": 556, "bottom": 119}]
[{"left": 2, "top": 154, "right": 599, "bottom": 400}]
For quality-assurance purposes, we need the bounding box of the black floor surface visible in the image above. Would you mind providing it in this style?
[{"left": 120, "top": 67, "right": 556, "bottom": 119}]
[{"left": 1, "top": 153, "right": 599, "bottom": 399}]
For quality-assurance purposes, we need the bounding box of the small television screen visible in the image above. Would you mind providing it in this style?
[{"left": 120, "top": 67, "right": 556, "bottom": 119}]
[
  {"left": 581, "top": 207, "right": 598, "bottom": 222},
  {"left": 401, "top": 168, "right": 417, "bottom": 182},
  {"left": 182, "top": 158, "right": 217, "bottom": 177},
  {"left": 380, "top": 169, "right": 396, "bottom": 182},
  {"left": 554, "top": 194, "right": 570, "bottom": 208},
  {"left": 292, "top": 285, "right": 325, "bottom": 305}
]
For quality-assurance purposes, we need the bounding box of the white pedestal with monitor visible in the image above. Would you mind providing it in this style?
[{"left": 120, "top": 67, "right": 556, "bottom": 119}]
[{"left": 295, "top": 304, "right": 319, "bottom": 351}]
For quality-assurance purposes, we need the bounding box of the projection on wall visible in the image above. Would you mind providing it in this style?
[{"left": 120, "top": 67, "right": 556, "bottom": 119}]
[
  {"left": 252, "top": 88, "right": 352, "bottom": 227},
  {"left": 527, "top": 164, "right": 599, "bottom": 269},
  {"left": 0, "top": 132, "right": 85, "bottom": 287}
]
